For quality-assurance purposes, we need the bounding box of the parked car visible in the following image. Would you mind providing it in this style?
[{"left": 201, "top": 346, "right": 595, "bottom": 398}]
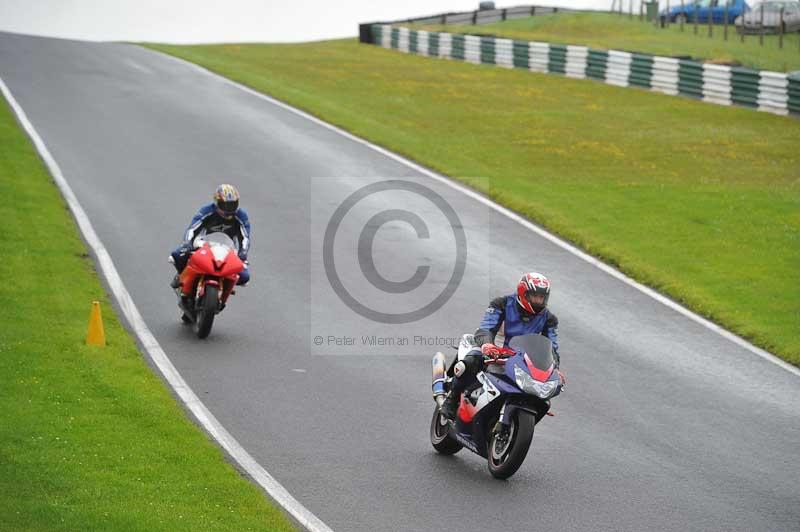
[
  {"left": 664, "top": 0, "right": 749, "bottom": 24},
  {"left": 735, "top": 0, "right": 800, "bottom": 32}
]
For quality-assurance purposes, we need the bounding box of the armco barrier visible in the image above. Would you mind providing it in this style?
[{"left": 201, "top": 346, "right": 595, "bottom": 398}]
[
  {"left": 607, "top": 51, "right": 632, "bottom": 87},
  {"left": 788, "top": 73, "right": 800, "bottom": 114},
  {"left": 367, "top": 24, "right": 798, "bottom": 117}
]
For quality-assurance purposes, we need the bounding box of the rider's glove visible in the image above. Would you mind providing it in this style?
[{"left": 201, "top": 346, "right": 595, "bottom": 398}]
[{"left": 481, "top": 343, "right": 500, "bottom": 359}]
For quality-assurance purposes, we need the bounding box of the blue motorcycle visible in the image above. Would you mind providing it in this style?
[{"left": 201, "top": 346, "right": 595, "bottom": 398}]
[{"left": 430, "top": 333, "right": 563, "bottom": 479}]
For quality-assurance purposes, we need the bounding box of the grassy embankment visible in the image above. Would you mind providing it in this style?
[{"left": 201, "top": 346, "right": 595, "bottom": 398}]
[
  {"left": 147, "top": 38, "right": 799, "bottom": 365},
  {"left": 0, "top": 96, "right": 294, "bottom": 530},
  {"left": 411, "top": 11, "right": 800, "bottom": 72}
]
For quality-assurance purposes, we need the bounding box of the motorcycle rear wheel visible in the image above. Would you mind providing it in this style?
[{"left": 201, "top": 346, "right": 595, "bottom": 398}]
[
  {"left": 194, "top": 285, "right": 218, "bottom": 339},
  {"left": 430, "top": 406, "right": 462, "bottom": 455},
  {"left": 487, "top": 411, "right": 535, "bottom": 479}
]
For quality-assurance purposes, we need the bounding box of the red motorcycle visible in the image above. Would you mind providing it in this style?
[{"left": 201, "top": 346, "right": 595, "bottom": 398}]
[{"left": 175, "top": 232, "right": 244, "bottom": 338}]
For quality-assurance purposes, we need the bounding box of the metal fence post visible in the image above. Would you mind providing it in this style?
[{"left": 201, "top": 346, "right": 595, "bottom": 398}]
[
  {"left": 502, "top": 8, "right": 507, "bottom": 21},
  {"left": 629, "top": 0, "right": 633, "bottom": 19},
  {"left": 779, "top": 6, "right": 784, "bottom": 48},
  {"left": 679, "top": 0, "right": 684, "bottom": 30},
  {"left": 759, "top": 3, "right": 764, "bottom": 46},
  {"left": 640, "top": 1, "right": 644, "bottom": 22},
  {"left": 741, "top": 7, "right": 745, "bottom": 42},
  {"left": 708, "top": 5, "right": 713, "bottom": 37},
  {"left": 694, "top": 0, "right": 699, "bottom": 35},
  {"left": 724, "top": 1, "right": 728, "bottom": 40},
  {"left": 441, "top": 14, "right": 446, "bottom": 24},
  {"left": 666, "top": 0, "right": 670, "bottom": 27},
  {"left": 531, "top": 5, "right": 536, "bottom": 16},
  {"left": 472, "top": 10, "right": 477, "bottom": 24}
]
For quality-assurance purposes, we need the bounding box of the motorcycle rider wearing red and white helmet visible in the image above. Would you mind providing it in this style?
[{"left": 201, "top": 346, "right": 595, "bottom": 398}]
[{"left": 440, "top": 272, "right": 561, "bottom": 420}]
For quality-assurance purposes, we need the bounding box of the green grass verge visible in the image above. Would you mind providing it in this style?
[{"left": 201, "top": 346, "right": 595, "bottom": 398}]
[
  {"left": 0, "top": 97, "right": 294, "bottom": 530},
  {"left": 410, "top": 12, "right": 800, "bottom": 72},
  {"left": 145, "top": 39, "right": 800, "bottom": 366}
]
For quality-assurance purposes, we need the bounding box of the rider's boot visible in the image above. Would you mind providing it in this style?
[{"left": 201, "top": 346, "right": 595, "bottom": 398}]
[
  {"left": 439, "top": 358, "right": 478, "bottom": 421},
  {"left": 170, "top": 274, "right": 181, "bottom": 289},
  {"left": 439, "top": 390, "right": 460, "bottom": 420},
  {"left": 440, "top": 370, "right": 467, "bottom": 420}
]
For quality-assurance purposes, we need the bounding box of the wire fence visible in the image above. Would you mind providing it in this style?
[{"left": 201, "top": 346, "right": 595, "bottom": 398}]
[
  {"left": 392, "top": 5, "right": 563, "bottom": 26},
  {"left": 612, "top": 0, "right": 800, "bottom": 51}
]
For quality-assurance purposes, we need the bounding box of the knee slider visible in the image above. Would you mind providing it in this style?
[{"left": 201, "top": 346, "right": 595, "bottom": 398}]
[{"left": 453, "top": 361, "right": 466, "bottom": 377}]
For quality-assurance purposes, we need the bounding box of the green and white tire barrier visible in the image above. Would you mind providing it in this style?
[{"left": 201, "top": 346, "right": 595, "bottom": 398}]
[{"left": 372, "top": 25, "right": 800, "bottom": 117}]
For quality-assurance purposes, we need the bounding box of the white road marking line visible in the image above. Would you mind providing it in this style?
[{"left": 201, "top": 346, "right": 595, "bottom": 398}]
[
  {"left": 151, "top": 47, "right": 800, "bottom": 379},
  {"left": 0, "top": 76, "right": 335, "bottom": 532},
  {"left": 125, "top": 59, "right": 153, "bottom": 75}
]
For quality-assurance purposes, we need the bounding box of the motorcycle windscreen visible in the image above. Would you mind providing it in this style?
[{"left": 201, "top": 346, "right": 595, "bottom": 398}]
[
  {"left": 508, "top": 334, "right": 554, "bottom": 371},
  {"left": 201, "top": 231, "right": 236, "bottom": 248}
]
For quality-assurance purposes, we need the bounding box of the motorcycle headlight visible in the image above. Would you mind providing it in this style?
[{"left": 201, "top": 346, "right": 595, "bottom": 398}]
[
  {"left": 514, "top": 366, "right": 558, "bottom": 399},
  {"left": 210, "top": 244, "right": 229, "bottom": 262}
]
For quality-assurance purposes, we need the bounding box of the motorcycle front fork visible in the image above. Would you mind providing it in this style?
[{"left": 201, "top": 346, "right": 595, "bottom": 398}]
[{"left": 493, "top": 403, "right": 515, "bottom": 439}]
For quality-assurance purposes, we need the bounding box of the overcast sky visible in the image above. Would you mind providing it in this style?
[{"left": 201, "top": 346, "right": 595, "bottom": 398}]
[{"left": 0, "top": 0, "right": 616, "bottom": 43}]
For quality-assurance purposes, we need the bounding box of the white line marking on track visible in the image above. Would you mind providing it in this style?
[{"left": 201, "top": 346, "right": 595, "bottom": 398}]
[
  {"left": 0, "top": 75, "right": 335, "bottom": 532},
  {"left": 152, "top": 47, "right": 800, "bottom": 379}
]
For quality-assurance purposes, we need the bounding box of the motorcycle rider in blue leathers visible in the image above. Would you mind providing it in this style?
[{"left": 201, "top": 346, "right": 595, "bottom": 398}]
[
  {"left": 440, "top": 272, "right": 561, "bottom": 420},
  {"left": 170, "top": 184, "right": 251, "bottom": 289}
]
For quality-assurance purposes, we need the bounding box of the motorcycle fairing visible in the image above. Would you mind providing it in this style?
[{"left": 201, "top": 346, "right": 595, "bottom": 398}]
[
  {"left": 484, "top": 369, "right": 522, "bottom": 395},
  {"left": 524, "top": 353, "right": 554, "bottom": 382},
  {"left": 179, "top": 237, "right": 244, "bottom": 303},
  {"left": 181, "top": 246, "right": 215, "bottom": 295},
  {"left": 457, "top": 396, "right": 478, "bottom": 423},
  {"left": 457, "top": 373, "right": 500, "bottom": 424},
  {"left": 453, "top": 372, "right": 508, "bottom": 458},
  {"left": 453, "top": 403, "right": 499, "bottom": 458}
]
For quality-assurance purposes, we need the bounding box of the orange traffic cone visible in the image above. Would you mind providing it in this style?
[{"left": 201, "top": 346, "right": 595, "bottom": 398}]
[{"left": 86, "top": 301, "right": 106, "bottom": 346}]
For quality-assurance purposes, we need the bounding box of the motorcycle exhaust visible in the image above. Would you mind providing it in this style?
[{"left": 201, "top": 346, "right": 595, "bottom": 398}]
[{"left": 432, "top": 351, "right": 447, "bottom": 405}]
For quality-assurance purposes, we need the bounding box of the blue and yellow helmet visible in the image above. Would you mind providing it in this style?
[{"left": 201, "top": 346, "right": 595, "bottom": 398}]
[{"left": 213, "top": 184, "right": 240, "bottom": 219}]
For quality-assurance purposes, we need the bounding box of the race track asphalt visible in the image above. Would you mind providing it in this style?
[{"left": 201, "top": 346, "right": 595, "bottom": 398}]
[{"left": 1, "top": 31, "right": 798, "bottom": 532}]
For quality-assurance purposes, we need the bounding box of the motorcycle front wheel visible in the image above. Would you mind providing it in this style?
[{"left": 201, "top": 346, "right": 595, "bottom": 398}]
[
  {"left": 430, "top": 406, "right": 462, "bottom": 455},
  {"left": 194, "top": 284, "right": 218, "bottom": 339},
  {"left": 487, "top": 410, "right": 535, "bottom": 479}
]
